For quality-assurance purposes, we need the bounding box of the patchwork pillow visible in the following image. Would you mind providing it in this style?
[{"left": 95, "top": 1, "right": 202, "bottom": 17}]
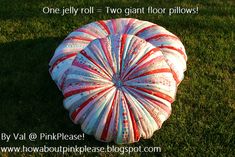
[{"left": 49, "top": 18, "right": 187, "bottom": 144}]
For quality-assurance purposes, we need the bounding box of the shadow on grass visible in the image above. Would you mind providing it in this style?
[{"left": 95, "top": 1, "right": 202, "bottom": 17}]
[{"left": 0, "top": 37, "right": 110, "bottom": 147}]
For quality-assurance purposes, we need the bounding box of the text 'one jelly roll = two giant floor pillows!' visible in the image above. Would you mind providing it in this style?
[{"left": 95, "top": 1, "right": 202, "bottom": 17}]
[{"left": 49, "top": 18, "right": 187, "bottom": 144}]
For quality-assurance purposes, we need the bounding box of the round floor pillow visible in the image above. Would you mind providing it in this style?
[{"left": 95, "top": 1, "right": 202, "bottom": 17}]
[
  {"left": 62, "top": 34, "right": 176, "bottom": 144},
  {"left": 49, "top": 18, "right": 187, "bottom": 90}
]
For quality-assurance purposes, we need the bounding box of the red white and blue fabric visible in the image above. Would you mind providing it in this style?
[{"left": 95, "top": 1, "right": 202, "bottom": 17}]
[{"left": 49, "top": 18, "right": 187, "bottom": 144}]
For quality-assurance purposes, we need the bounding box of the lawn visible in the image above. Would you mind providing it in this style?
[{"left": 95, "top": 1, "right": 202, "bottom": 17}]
[{"left": 0, "top": 0, "right": 234, "bottom": 156}]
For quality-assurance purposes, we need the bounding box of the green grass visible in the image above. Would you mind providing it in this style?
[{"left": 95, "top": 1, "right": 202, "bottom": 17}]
[{"left": 0, "top": 0, "right": 234, "bottom": 156}]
